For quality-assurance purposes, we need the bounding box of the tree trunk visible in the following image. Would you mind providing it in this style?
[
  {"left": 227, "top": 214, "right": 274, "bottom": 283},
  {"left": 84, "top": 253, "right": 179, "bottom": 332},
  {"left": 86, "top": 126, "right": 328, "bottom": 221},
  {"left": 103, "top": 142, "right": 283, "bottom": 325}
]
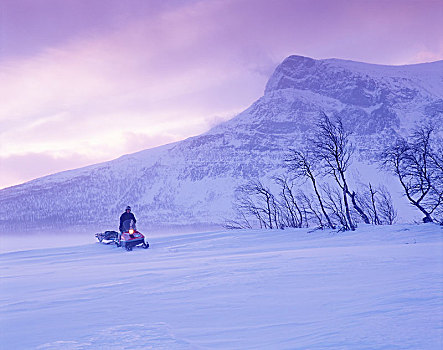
[
  {"left": 369, "top": 184, "right": 381, "bottom": 225},
  {"left": 266, "top": 195, "right": 273, "bottom": 229},
  {"left": 350, "top": 191, "right": 371, "bottom": 224},
  {"left": 343, "top": 185, "right": 355, "bottom": 231},
  {"left": 397, "top": 172, "right": 434, "bottom": 223},
  {"left": 310, "top": 176, "right": 336, "bottom": 229}
]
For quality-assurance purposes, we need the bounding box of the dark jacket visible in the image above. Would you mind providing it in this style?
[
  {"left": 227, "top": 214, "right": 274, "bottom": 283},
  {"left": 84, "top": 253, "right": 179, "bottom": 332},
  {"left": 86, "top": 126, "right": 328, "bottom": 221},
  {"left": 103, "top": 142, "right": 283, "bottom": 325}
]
[{"left": 119, "top": 212, "right": 136, "bottom": 231}]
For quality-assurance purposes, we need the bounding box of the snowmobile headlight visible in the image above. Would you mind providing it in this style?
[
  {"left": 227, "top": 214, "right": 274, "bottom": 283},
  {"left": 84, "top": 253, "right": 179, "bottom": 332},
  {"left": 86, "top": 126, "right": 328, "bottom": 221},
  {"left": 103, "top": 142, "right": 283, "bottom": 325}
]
[{"left": 129, "top": 229, "right": 134, "bottom": 234}]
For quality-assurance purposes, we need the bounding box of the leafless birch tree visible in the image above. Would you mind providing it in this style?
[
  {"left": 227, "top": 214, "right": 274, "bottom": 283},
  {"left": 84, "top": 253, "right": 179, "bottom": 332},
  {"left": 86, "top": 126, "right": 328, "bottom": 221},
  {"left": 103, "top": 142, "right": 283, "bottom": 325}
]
[{"left": 380, "top": 124, "right": 442, "bottom": 223}]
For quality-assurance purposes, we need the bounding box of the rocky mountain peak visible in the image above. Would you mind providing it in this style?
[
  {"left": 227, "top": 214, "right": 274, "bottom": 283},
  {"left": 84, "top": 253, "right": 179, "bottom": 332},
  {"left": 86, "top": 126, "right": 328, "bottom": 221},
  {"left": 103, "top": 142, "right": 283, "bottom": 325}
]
[{"left": 264, "top": 55, "right": 443, "bottom": 111}]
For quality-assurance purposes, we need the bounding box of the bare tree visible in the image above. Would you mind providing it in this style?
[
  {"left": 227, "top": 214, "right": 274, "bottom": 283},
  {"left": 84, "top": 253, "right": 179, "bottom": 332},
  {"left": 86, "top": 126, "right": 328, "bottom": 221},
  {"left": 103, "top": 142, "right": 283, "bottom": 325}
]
[
  {"left": 233, "top": 181, "right": 280, "bottom": 229},
  {"left": 321, "top": 183, "right": 348, "bottom": 230},
  {"left": 232, "top": 187, "right": 265, "bottom": 228},
  {"left": 285, "top": 149, "right": 335, "bottom": 229},
  {"left": 380, "top": 124, "right": 442, "bottom": 223},
  {"left": 231, "top": 178, "right": 321, "bottom": 230},
  {"left": 358, "top": 183, "right": 397, "bottom": 225},
  {"left": 224, "top": 211, "right": 253, "bottom": 230},
  {"left": 356, "top": 183, "right": 380, "bottom": 225},
  {"left": 299, "top": 192, "right": 324, "bottom": 229},
  {"left": 377, "top": 186, "right": 398, "bottom": 225},
  {"left": 274, "top": 176, "right": 304, "bottom": 228},
  {"left": 311, "top": 114, "right": 370, "bottom": 230},
  {"left": 368, "top": 183, "right": 381, "bottom": 225}
]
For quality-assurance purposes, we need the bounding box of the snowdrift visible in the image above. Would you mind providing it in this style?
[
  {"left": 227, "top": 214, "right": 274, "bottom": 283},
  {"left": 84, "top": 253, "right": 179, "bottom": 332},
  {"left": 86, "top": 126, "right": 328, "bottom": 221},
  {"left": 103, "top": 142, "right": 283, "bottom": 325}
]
[{"left": 1, "top": 224, "right": 442, "bottom": 349}]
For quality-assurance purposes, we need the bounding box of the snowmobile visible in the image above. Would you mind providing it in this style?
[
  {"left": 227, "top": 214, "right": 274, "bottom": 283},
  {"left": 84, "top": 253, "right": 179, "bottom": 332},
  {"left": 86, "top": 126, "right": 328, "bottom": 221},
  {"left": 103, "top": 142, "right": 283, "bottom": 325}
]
[{"left": 95, "top": 219, "right": 149, "bottom": 251}]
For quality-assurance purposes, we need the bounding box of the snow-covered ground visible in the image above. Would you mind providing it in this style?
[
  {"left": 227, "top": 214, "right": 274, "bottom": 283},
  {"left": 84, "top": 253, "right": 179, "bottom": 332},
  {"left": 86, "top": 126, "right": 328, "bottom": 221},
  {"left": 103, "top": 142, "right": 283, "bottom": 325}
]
[{"left": 1, "top": 224, "right": 442, "bottom": 349}]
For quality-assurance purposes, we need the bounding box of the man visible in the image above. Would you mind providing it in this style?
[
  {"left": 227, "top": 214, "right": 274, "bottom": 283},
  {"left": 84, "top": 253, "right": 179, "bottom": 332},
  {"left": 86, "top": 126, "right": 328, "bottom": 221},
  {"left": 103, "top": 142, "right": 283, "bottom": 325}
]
[{"left": 117, "top": 206, "right": 137, "bottom": 242}]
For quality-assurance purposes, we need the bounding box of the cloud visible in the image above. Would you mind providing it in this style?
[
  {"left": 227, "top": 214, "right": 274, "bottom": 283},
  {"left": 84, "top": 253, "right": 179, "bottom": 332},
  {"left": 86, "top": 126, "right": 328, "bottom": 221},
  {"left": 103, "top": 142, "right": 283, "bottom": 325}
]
[
  {"left": 1, "top": 0, "right": 442, "bottom": 188},
  {"left": 0, "top": 152, "right": 101, "bottom": 189},
  {"left": 0, "top": 1, "right": 275, "bottom": 166},
  {"left": 121, "top": 132, "right": 178, "bottom": 153}
]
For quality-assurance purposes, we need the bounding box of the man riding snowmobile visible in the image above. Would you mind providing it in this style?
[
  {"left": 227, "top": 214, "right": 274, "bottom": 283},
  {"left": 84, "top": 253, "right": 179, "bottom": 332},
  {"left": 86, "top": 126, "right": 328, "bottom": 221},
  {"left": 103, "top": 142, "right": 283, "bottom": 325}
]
[{"left": 117, "top": 206, "right": 137, "bottom": 242}]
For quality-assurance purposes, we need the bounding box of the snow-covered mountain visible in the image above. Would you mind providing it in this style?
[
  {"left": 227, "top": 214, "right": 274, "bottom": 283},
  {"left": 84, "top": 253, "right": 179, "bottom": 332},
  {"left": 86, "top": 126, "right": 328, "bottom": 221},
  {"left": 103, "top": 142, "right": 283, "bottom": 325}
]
[{"left": 1, "top": 56, "right": 442, "bottom": 230}]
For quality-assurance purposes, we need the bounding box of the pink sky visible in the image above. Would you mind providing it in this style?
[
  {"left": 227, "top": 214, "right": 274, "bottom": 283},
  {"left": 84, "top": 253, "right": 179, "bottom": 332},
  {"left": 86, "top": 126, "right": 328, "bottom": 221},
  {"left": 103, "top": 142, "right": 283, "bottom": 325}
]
[{"left": 1, "top": 0, "right": 442, "bottom": 189}]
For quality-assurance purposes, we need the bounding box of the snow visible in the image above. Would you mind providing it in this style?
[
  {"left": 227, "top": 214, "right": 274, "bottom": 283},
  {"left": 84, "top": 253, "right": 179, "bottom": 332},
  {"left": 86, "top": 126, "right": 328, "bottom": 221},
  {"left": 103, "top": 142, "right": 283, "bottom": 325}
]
[{"left": 1, "top": 224, "right": 442, "bottom": 349}]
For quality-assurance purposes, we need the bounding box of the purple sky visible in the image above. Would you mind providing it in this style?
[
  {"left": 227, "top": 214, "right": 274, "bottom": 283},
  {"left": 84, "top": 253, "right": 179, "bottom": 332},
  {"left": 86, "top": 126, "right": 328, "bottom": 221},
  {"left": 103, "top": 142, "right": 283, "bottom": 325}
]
[{"left": 1, "top": 0, "right": 442, "bottom": 189}]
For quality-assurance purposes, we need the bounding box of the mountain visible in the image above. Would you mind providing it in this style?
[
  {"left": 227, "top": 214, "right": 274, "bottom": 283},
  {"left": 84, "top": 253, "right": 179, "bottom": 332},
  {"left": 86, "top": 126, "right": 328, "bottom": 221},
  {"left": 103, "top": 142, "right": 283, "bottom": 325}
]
[{"left": 1, "top": 56, "right": 442, "bottom": 231}]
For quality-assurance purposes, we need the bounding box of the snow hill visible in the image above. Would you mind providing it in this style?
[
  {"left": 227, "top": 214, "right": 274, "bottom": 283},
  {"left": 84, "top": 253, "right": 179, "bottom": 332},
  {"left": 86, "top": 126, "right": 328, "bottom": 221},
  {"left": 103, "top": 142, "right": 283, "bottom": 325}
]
[
  {"left": 1, "top": 56, "right": 442, "bottom": 230},
  {"left": 1, "top": 224, "right": 442, "bottom": 349}
]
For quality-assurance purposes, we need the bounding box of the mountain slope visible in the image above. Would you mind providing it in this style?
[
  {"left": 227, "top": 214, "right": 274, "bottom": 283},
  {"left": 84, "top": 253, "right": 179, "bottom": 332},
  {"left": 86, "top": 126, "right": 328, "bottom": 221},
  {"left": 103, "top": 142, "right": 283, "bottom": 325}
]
[{"left": 1, "top": 56, "right": 442, "bottom": 230}]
